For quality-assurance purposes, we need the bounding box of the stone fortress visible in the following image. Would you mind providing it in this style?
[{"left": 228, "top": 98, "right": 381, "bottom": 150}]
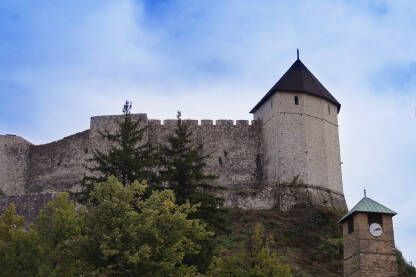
[{"left": 0, "top": 55, "right": 347, "bottom": 221}]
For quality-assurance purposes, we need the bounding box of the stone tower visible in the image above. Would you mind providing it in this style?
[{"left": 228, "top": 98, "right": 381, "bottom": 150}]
[
  {"left": 250, "top": 56, "right": 344, "bottom": 196},
  {"left": 339, "top": 196, "right": 398, "bottom": 277}
]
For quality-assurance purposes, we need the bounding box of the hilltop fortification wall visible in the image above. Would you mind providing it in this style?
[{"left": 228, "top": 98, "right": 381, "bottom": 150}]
[{"left": 0, "top": 112, "right": 347, "bottom": 222}]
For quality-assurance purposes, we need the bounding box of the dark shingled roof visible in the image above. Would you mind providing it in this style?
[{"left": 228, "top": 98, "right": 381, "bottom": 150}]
[{"left": 250, "top": 59, "right": 341, "bottom": 113}]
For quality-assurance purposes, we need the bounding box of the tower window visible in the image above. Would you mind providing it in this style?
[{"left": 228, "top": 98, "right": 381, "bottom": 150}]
[
  {"left": 294, "top": 96, "right": 299, "bottom": 105},
  {"left": 348, "top": 217, "right": 354, "bottom": 233},
  {"left": 368, "top": 213, "right": 383, "bottom": 226}
]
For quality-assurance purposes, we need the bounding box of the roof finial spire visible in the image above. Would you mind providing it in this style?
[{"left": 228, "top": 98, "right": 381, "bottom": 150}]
[
  {"left": 364, "top": 188, "right": 367, "bottom": 197},
  {"left": 297, "top": 48, "right": 300, "bottom": 60}
]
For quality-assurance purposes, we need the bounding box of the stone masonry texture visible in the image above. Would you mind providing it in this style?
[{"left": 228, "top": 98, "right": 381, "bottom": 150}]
[
  {"left": 343, "top": 213, "right": 398, "bottom": 277},
  {"left": 0, "top": 91, "right": 347, "bottom": 222}
]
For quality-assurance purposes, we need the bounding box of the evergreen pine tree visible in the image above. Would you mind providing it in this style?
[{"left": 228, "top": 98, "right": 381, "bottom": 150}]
[
  {"left": 160, "top": 111, "right": 227, "bottom": 232},
  {"left": 160, "top": 112, "right": 229, "bottom": 272},
  {"left": 81, "top": 101, "right": 158, "bottom": 201}
]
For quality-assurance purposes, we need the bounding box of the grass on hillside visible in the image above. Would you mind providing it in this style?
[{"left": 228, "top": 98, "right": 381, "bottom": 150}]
[
  {"left": 216, "top": 204, "right": 345, "bottom": 277},
  {"left": 216, "top": 204, "right": 416, "bottom": 277}
]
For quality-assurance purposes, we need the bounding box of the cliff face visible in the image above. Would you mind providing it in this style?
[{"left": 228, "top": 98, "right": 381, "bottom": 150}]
[{"left": 0, "top": 114, "right": 346, "bottom": 222}]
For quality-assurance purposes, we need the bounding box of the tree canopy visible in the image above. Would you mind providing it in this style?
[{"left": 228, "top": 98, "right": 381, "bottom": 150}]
[{"left": 0, "top": 177, "right": 213, "bottom": 277}]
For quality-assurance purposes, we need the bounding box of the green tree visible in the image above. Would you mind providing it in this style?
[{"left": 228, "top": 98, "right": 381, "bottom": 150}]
[
  {"left": 81, "top": 101, "right": 158, "bottom": 201},
  {"left": 208, "top": 224, "right": 292, "bottom": 277},
  {"left": 76, "top": 176, "right": 212, "bottom": 277},
  {"left": 34, "top": 193, "right": 85, "bottom": 276},
  {"left": 160, "top": 111, "right": 227, "bottom": 233},
  {"left": 0, "top": 196, "right": 86, "bottom": 277},
  {"left": 0, "top": 204, "right": 40, "bottom": 277},
  {"left": 159, "top": 112, "right": 228, "bottom": 272}
]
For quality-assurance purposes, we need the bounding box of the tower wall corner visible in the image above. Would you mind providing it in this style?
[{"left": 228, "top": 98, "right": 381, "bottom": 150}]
[{"left": 0, "top": 135, "right": 32, "bottom": 195}]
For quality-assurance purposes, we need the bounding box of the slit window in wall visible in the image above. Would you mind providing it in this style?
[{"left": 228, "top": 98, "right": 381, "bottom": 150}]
[
  {"left": 328, "top": 105, "right": 331, "bottom": 114},
  {"left": 348, "top": 217, "right": 354, "bottom": 233},
  {"left": 294, "top": 96, "right": 299, "bottom": 105},
  {"left": 270, "top": 98, "right": 273, "bottom": 108}
]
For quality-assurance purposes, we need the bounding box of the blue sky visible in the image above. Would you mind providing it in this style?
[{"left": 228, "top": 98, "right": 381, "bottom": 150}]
[{"left": 1, "top": 0, "right": 416, "bottom": 263}]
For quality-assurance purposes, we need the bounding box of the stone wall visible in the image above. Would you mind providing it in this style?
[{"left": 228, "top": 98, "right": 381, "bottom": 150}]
[
  {"left": 0, "top": 131, "right": 89, "bottom": 196},
  {"left": 90, "top": 115, "right": 265, "bottom": 206},
  {"left": 0, "top": 108, "right": 347, "bottom": 222},
  {"left": 0, "top": 135, "right": 32, "bottom": 195},
  {"left": 25, "top": 130, "right": 90, "bottom": 194},
  {"left": 0, "top": 193, "right": 56, "bottom": 226}
]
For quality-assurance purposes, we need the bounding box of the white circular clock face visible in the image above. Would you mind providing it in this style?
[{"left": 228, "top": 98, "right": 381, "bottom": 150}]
[{"left": 369, "top": 223, "right": 383, "bottom": 237}]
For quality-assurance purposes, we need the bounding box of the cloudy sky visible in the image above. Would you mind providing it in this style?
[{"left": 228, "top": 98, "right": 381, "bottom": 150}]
[{"left": 1, "top": 0, "right": 415, "bottom": 263}]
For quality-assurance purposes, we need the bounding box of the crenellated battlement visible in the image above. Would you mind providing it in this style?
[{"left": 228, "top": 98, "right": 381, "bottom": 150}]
[
  {"left": 91, "top": 114, "right": 257, "bottom": 127},
  {"left": 152, "top": 119, "right": 257, "bottom": 126}
]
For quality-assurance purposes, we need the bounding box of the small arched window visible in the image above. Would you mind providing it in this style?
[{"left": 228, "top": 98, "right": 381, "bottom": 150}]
[{"left": 294, "top": 96, "right": 299, "bottom": 105}]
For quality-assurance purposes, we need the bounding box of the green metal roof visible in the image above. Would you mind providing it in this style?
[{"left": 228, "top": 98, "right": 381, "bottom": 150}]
[{"left": 338, "top": 197, "right": 397, "bottom": 223}]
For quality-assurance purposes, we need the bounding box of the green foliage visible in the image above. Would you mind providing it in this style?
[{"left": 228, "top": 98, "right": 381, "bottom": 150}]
[
  {"left": 34, "top": 193, "right": 84, "bottom": 276},
  {"left": 218, "top": 206, "right": 344, "bottom": 277},
  {"left": 0, "top": 204, "right": 40, "bottom": 277},
  {"left": 0, "top": 177, "right": 212, "bottom": 276},
  {"left": 160, "top": 111, "right": 227, "bottom": 233},
  {"left": 81, "top": 101, "right": 158, "bottom": 201},
  {"left": 0, "top": 195, "right": 86, "bottom": 277},
  {"left": 76, "top": 176, "right": 212, "bottom": 276},
  {"left": 159, "top": 111, "right": 228, "bottom": 272},
  {"left": 208, "top": 224, "right": 292, "bottom": 277},
  {"left": 397, "top": 249, "right": 416, "bottom": 276}
]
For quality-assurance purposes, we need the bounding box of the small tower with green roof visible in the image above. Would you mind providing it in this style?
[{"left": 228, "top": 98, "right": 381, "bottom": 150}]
[{"left": 339, "top": 195, "right": 398, "bottom": 277}]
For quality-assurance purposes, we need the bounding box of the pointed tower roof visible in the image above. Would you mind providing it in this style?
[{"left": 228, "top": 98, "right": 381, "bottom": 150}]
[
  {"left": 250, "top": 58, "right": 341, "bottom": 113},
  {"left": 338, "top": 197, "right": 397, "bottom": 223}
]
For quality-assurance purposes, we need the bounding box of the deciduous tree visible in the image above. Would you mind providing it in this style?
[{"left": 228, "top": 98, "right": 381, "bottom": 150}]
[{"left": 77, "top": 176, "right": 211, "bottom": 276}]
